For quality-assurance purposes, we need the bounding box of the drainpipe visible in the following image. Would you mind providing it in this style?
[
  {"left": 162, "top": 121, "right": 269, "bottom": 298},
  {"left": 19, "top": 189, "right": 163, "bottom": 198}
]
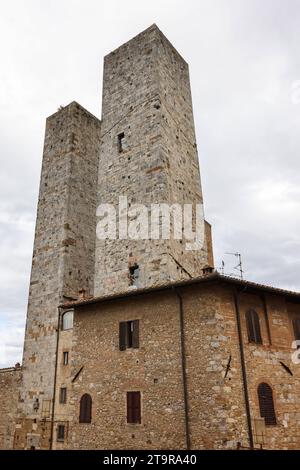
[
  {"left": 50, "top": 307, "right": 61, "bottom": 450},
  {"left": 233, "top": 290, "right": 254, "bottom": 449},
  {"left": 172, "top": 287, "right": 190, "bottom": 450}
]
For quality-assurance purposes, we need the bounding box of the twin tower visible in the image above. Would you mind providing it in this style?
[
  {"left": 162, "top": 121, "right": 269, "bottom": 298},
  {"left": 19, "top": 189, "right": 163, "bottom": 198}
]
[{"left": 19, "top": 25, "right": 213, "bottom": 444}]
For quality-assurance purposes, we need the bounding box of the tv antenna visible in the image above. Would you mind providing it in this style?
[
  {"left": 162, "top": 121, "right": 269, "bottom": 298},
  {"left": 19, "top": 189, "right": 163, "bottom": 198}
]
[{"left": 225, "top": 252, "right": 244, "bottom": 280}]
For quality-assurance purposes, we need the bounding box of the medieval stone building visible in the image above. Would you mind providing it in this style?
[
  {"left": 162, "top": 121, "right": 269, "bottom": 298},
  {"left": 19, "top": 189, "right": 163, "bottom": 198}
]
[{"left": 1, "top": 24, "right": 300, "bottom": 450}]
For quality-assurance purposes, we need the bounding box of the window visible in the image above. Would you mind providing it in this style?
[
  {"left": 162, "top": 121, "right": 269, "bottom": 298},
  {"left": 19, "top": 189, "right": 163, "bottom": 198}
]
[
  {"left": 79, "top": 394, "right": 92, "bottom": 423},
  {"left": 57, "top": 425, "right": 65, "bottom": 442},
  {"left": 245, "top": 309, "right": 262, "bottom": 344},
  {"left": 62, "top": 310, "right": 73, "bottom": 330},
  {"left": 63, "top": 351, "right": 69, "bottom": 365},
  {"left": 119, "top": 320, "right": 139, "bottom": 350},
  {"left": 41, "top": 399, "right": 51, "bottom": 418},
  {"left": 59, "top": 387, "right": 67, "bottom": 404},
  {"left": 118, "top": 132, "right": 125, "bottom": 152},
  {"left": 258, "top": 382, "right": 276, "bottom": 425},
  {"left": 292, "top": 317, "right": 300, "bottom": 341},
  {"left": 127, "top": 391, "right": 141, "bottom": 424},
  {"left": 129, "top": 264, "right": 140, "bottom": 286}
]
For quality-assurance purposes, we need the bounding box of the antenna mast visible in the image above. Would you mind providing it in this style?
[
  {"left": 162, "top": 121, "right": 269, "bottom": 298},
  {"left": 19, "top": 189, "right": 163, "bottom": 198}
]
[{"left": 225, "top": 252, "right": 244, "bottom": 280}]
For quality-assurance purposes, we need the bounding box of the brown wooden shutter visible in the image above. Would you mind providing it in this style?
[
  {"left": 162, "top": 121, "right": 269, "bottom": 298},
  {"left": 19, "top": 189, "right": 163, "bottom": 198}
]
[
  {"left": 258, "top": 383, "right": 276, "bottom": 425},
  {"left": 292, "top": 318, "right": 300, "bottom": 341},
  {"left": 132, "top": 391, "right": 141, "bottom": 423},
  {"left": 127, "top": 391, "right": 141, "bottom": 423},
  {"left": 246, "top": 310, "right": 255, "bottom": 343},
  {"left": 119, "top": 322, "right": 127, "bottom": 351},
  {"left": 132, "top": 320, "right": 139, "bottom": 349},
  {"left": 79, "top": 394, "right": 92, "bottom": 423},
  {"left": 127, "top": 392, "right": 133, "bottom": 423},
  {"left": 246, "top": 310, "right": 262, "bottom": 344}
]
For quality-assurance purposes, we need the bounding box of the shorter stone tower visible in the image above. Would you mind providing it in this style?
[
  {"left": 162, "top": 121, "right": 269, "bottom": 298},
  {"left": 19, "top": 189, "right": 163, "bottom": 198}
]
[{"left": 15, "top": 103, "right": 101, "bottom": 449}]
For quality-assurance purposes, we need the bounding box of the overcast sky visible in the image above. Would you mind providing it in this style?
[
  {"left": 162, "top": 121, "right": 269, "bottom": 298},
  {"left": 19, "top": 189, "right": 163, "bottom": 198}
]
[{"left": 0, "top": 0, "right": 299, "bottom": 367}]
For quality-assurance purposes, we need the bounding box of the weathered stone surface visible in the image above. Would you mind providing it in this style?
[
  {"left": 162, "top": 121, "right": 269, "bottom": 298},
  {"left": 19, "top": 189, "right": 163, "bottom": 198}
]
[
  {"left": 14, "top": 102, "right": 101, "bottom": 449},
  {"left": 0, "top": 367, "right": 21, "bottom": 449},
  {"left": 94, "top": 24, "right": 211, "bottom": 296}
]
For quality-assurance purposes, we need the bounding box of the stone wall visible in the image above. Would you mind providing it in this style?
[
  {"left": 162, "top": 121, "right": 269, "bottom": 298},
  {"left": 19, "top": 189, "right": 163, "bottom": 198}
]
[
  {"left": 63, "top": 279, "right": 300, "bottom": 450},
  {"left": 0, "top": 367, "right": 21, "bottom": 449}
]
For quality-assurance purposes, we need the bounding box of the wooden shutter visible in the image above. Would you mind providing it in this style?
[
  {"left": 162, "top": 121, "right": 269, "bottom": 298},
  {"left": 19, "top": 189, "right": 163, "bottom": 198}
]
[
  {"left": 132, "top": 320, "right": 139, "bottom": 349},
  {"left": 79, "top": 394, "right": 92, "bottom": 423},
  {"left": 127, "top": 391, "right": 141, "bottom": 424},
  {"left": 258, "top": 383, "right": 276, "bottom": 425},
  {"left": 292, "top": 318, "right": 300, "bottom": 341},
  {"left": 132, "top": 391, "right": 141, "bottom": 423},
  {"left": 119, "top": 322, "right": 127, "bottom": 351},
  {"left": 246, "top": 310, "right": 262, "bottom": 344}
]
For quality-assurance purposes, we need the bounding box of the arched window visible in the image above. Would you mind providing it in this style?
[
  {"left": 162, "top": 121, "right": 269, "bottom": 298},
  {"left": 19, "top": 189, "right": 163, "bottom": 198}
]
[
  {"left": 79, "top": 394, "right": 92, "bottom": 423},
  {"left": 246, "top": 309, "right": 262, "bottom": 344},
  {"left": 292, "top": 317, "right": 300, "bottom": 341},
  {"left": 62, "top": 310, "right": 73, "bottom": 330},
  {"left": 258, "top": 382, "right": 276, "bottom": 425}
]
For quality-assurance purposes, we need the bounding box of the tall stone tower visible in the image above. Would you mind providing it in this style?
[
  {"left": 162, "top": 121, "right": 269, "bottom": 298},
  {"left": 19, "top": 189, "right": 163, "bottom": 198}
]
[
  {"left": 14, "top": 24, "right": 212, "bottom": 449},
  {"left": 16, "top": 103, "right": 101, "bottom": 449},
  {"left": 94, "top": 24, "right": 212, "bottom": 296}
]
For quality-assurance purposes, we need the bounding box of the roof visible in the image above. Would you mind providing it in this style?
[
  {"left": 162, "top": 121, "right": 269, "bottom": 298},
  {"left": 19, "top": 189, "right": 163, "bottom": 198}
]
[{"left": 61, "top": 272, "right": 300, "bottom": 309}]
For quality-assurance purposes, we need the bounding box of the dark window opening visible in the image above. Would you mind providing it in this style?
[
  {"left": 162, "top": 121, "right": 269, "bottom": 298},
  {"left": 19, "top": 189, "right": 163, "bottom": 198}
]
[
  {"left": 292, "top": 317, "right": 300, "bottom": 342},
  {"left": 63, "top": 351, "right": 69, "bottom": 366},
  {"left": 119, "top": 320, "right": 139, "bottom": 351},
  {"left": 79, "top": 394, "right": 92, "bottom": 423},
  {"left": 57, "top": 425, "right": 65, "bottom": 442},
  {"left": 59, "top": 387, "right": 67, "bottom": 404},
  {"left": 258, "top": 382, "right": 276, "bottom": 425},
  {"left": 127, "top": 391, "right": 141, "bottom": 424},
  {"left": 129, "top": 264, "right": 139, "bottom": 286},
  {"left": 246, "top": 309, "right": 262, "bottom": 344},
  {"left": 118, "top": 132, "right": 125, "bottom": 153}
]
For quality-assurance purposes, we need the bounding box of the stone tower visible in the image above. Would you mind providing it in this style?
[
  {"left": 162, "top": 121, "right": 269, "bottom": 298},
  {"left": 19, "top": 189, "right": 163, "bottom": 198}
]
[
  {"left": 16, "top": 103, "right": 101, "bottom": 449},
  {"left": 94, "top": 24, "right": 212, "bottom": 296},
  {"left": 14, "top": 24, "right": 212, "bottom": 449}
]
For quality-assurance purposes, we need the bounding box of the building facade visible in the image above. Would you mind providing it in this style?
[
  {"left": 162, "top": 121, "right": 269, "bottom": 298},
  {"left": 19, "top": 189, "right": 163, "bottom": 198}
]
[{"left": 0, "top": 24, "right": 299, "bottom": 450}]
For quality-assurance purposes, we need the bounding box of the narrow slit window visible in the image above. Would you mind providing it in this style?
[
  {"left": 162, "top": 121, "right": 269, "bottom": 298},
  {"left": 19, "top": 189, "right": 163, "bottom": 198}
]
[
  {"left": 118, "top": 132, "right": 125, "bottom": 153},
  {"left": 63, "top": 351, "right": 69, "bottom": 365},
  {"left": 57, "top": 424, "right": 65, "bottom": 442},
  {"left": 59, "top": 387, "right": 67, "bottom": 404},
  {"left": 129, "top": 264, "right": 139, "bottom": 286}
]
